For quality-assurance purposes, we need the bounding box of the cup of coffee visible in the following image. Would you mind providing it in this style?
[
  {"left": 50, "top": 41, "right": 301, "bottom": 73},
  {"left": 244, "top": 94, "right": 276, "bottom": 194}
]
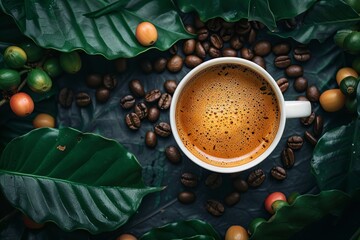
[{"left": 170, "top": 57, "right": 311, "bottom": 173}]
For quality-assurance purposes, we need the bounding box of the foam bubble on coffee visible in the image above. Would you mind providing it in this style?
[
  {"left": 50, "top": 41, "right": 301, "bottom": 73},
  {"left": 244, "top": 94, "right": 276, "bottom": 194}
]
[{"left": 176, "top": 64, "right": 280, "bottom": 167}]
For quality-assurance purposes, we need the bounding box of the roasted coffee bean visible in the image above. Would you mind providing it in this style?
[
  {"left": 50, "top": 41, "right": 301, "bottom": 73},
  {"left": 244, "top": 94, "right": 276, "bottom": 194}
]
[
  {"left": 178, "top": 191, "right": 196, "bottom": 204},
  {"left": 294, "top": 46, "right": 311, "bottom": 62},
  {"left": 145, "top": 131, "right": 157, "bottom": 148},
  {"left": 158, "top": 93, "right": 172, "bottom": 110},
  {"left": 297, "top": 95, "right": 309, "bottom": 101},
  {"left": 294, "top": 76, "right": 308, "bottom": 92},
  {"left": 205, "top": 200, "right": 224, "bottom": 216},
  {"left": 247, "top": 28, "right": 257, "bottom": 44},
  {"left": 163, "top": 80, "right": 178, "bottom": 95},
  {"left": 102, "top": 74, "right": 117, "bottom": 90},
  {"left": 75, "top": 92, "right": 91, "bottom": 107},
  {"left": 202, "top": 41, "right": 211, "bottom": 52},
  {"left": 301, "top": 111, "right": 315, "bottom": 126},
  {"left": 281, "top": 147, "right": 295, "bottom": 168},
  {"left": 274, "top": 55, "right": 291, "bottom": 69},
  {"left": 147, "top": 106, "right": 160, "bottom": 122},
  {"left": 120, "top": 95, "right": 135, "bottom": 109},
  {"left": 134, "top": 102, "right": 148, "bottom": 119},
  {"left": 210, "top": 34, "right": 223, "bottom": 49},
  {"left": 284, "top": 18, "right": 297, "bottom": 29},
  {"left": 304, "top": 130, "right": 318, "bottom": 146},
  {"left": 95, "top": 87, "right": 110, "bottom": 103},
  {"left": 222, "top": 48, "right": 238, "bottom": 57},
  {"left": 114, "top": 58, "right": 127, "bottom": 73},
  {"left": 165, "top": 145, "right": 182, "bottom": 163},
  {"left": 125, "top": 112, "right": 141, "bottom": 130},
  {"left": 271, "top": 166, "right": 287, "bottom": 180},
  {"left": 276, "top": 77, "right": 289, "bottom": 93},
  {"left": 129, "top": 79, "right": 145, "bottom": 97},
  {"left": 185, "top": 55, "right": 203, "bottom": 68},
  {"left": 219, "top": 27, "right": 234, "bottom": 42},
  {"left": 145, "top": 89, "right": 161, "bottom": 103},
  {"left": 86, "top": 73, "right": 102, "bottom": 88},
  {"left": 206, "top": 18, "right": 222, "bottom": 32},
  {"left": 235, "top": 19, "right": 251, "bottom": 35},
  {"left": 209, "top": 47, "right": 221, "bottom": 58},
  {"left": 272, "top": 42, "right": 291, "bottom": 55},
  {"left": 285, "top": 65, "right": 303, "bottom": 78},
  {"left": 195, "top": 41, "right": 206, "bottom": 59},
  {"left": 194, "top": 15, "right": 205, "bottom": 28},
  {"left": 224, "top": 192, "right": 241, "bottom": 206},
  {"left": 306, "top": 85, "right": 320, "bottom": 102},
  {"left": 183, "top": 39, "right": 196, "bottom": 55},
  {"left": 154, "top": 122, "right": 172, "bottom": 137},
  {"left": 197, "top": 28, "right": 209, "bottom": 41},
  {"left": 181, "top": 172, "right": 198, "bottom": 187},
  {"left": 232, "top": 178, "right": 248, "bottom": 192},
  {"left": 287, "top": 135, "right": 304, "bottom": 150},
  {"left": 314, "top": 115, "right": 323, "bottom": 137},
  {"left": 253, "top": 40, "right": 272, "bottom": 56},
  {"left": 167, "top": 55, "right": 183, "bottom": 72},
  {"left": 185, "top": 24, "right": 196, "bottom": 34},
  {"left": 222, "top": 21, "right": 235, "bottom": 29},
  {"left": 252, "top": 56, "right": 266, "bottom": 69},
  {"left": 241, "top": 47, "right": 254, "bottom": 60},
  {"left": 140, "top": 59, "right": 152, "bottom": 73},
  {"left": 230, "top": 35, "right": 243, "bottom": 50},
  {"left": 247, "top": 169, "right": 266, "bottom": 187},
  {"left": 169, "top": 44, "right": 178, "bottom": 55},
  {"left": 58, "top": 87, "right": 73, "bottom": 108},
  {"left": 251, "top": 21, "right": 265, "bottom": 30},
  {"left": 205, "top": 173, "right": 222, "bottom": 189},
  {"left": 153, "top": 57, "right": 167, "bottom": 73}
]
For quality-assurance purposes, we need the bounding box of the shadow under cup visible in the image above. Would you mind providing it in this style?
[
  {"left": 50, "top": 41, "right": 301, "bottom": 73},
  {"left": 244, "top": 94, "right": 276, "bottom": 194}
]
[{"left": 170, "top": 58, "right": 294, "bottom": 173}]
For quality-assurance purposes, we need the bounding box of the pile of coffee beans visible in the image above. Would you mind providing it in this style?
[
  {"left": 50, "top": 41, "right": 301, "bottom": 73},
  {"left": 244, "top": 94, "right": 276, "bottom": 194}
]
[
  {"left": 167, "top": 15, "right": 327, "bottom": 217},
  {"left": 58, "top": 73, "right": 118, "bottom": 108},
  {"left": 120, "top": 77, "right": 183, "bottom": 153}
]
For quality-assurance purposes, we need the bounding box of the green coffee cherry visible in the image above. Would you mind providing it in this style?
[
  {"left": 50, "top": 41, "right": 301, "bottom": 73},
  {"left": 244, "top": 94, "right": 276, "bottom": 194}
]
[
  {"left": 27, "top": 69, "right": 52, "bottom": 93},
  {"left": 334, "top": 29, "right": 353, "bottom": 49},
  {"left": 4, "top": 46, "right": 27, "bottom": 69},
  {"left": 59, "top": 51, "right": 82, "bottom": 74},
  {"left": 43, "top": 57, "right": 63, "bottom": 78},
  {"left": 345, "top": 97, "right": 357, "bottom": 113},
  {"left": 19, "top": 41, "right": 44, "bottom": 62},
  {"left": 343, "top": 31, "right": 360, "bottom": 54},
  {"left": 0, "top": 69, "right": 21, "bottom": 91},
  {"left": 340, "top": 76, "right": 359, "bottom": 97}
]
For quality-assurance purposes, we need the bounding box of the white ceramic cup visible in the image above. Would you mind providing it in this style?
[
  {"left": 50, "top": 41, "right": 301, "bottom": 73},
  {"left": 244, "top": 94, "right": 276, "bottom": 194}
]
[{"left": 170, "top": 57, "right": 311, "bottom": 173}]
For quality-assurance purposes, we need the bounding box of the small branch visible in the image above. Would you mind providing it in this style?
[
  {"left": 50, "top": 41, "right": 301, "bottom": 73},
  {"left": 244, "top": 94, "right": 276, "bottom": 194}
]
[
  {"left": 17, "top": 77, "right": 27, "bottom": 92},
  {"left": 0, "top": 98, "right": 7, "bottom": 107}
]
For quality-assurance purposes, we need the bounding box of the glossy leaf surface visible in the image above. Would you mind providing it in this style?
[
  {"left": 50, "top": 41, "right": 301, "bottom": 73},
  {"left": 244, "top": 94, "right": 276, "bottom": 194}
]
[
  {"left": 0, "top": 127, "right": 160, "bottom": 234},
  {"left": 140, "top": 220, "right": 221, "bottom": 240},
  {"left": 176, "top": 0, "right": 316, "bottom": 30},
  {"left": 311, "top": 84, "right": 360, "bottom": 194},
  {"left": 250, "top": 190, "right": 352, "bottom": 240},
  {"left": 0, "top": 0, "right": 192, "bottom": 59},
  {"left": 270, "top": 0, "right": 360, "bottom": 43}
]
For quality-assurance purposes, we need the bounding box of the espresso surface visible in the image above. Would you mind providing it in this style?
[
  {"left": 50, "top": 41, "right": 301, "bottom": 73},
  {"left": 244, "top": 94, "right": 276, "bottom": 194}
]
[{"left": 176, "top": 64, "right": 280, "bottom": 167}]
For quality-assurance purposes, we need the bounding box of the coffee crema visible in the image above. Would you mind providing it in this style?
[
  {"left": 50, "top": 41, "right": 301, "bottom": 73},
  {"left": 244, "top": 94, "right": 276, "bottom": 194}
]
[{"left": 175, "top": 64, "right": 280, "bottom": 167}]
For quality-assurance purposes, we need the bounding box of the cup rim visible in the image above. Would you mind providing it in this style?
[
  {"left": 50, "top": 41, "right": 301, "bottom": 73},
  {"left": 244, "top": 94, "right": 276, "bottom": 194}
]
[{"left": 170, "top": 57, "right": 286, "bottom": 173}]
